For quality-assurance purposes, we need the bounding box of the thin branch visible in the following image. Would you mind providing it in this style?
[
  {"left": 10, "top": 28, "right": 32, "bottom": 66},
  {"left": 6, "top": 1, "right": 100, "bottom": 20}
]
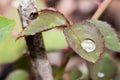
[
  {"left": 92, "top": 0, "right": 112, "bottom": 19},
  {"left": 18, "top": 0, "right": 53, "bottom": 80}
]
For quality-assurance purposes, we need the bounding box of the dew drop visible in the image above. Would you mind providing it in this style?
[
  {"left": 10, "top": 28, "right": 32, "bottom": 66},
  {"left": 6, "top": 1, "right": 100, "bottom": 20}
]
[
  {"left": 97, "top": 72, "right": 104, "bottom": 78},
  {"left": 81, "top": 39, "right": 96, "bottom": 52}
]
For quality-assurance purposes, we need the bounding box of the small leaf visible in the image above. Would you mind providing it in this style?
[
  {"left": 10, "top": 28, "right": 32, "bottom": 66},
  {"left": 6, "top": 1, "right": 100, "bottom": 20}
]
[
  {"left": 20, "top": 9, "right": 70, "bottom": 36},
  {"left": 90, "top": 53, "right": 117, "bottom": 80},
  {"left": 89, "top": 20, "right": 120, "bottom": 52},
  {"left": 6, "top": 70, "right": 29, "bottom": 80},
  {"left": 0, "top": 16, "right": 15, "bottom": 43},
  {"left": 63, "top": 21, "right": 104, "bottom": 63}
]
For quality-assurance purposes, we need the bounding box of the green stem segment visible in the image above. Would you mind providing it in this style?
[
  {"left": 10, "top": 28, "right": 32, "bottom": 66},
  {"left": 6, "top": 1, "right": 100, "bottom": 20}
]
[
  {"left": 54, "top": 62, "right": 67, "bottom": 80},
  {"left": 54, "top": 51, "right": 73, "bottom": 80}
]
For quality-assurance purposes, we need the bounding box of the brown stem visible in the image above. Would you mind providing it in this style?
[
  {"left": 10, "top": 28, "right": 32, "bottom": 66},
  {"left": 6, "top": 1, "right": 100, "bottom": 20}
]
[
  {"left": 18, "top": 0, "right": 53, "bottom": 80},
  {"left": 92, "top": 0, "right": 112, "bottom": 20}
]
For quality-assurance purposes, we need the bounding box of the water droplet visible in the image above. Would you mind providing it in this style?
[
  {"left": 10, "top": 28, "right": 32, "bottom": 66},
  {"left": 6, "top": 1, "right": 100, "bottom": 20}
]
[
  {"left": 81, "top": 39, "right": 96, "bottom": 52},
  {"left": 97, "top": 72, "right": 104, "bottom": 78}
]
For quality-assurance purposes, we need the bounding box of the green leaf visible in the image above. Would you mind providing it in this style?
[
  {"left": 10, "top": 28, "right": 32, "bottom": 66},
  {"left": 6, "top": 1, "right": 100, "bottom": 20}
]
[
  {"left": 0, "top": 16, "right": 15, "bottom": 43},
  {"left": 90, "top": 53, "right": 117, "bottom": 80},
  {"left": 43, "top": 29, "right": 68, "bottom": 51},
  {"left": 0, "top": 10, "right": 26, "bottom": 64},
  {"left": 6, "top": 70, "right": 29, "bottom": 80},
  {"left": 89, "top": 20, "right": 120, "bottom": 52},
  {"left": 63, "top": 21, "right": 104, "bottom": 63},
  {"left": 0, "top": 37, "right": 26, "bottom": 64},
  {"left": 20, "top": 9, "right": 69, "bottom": 36}
]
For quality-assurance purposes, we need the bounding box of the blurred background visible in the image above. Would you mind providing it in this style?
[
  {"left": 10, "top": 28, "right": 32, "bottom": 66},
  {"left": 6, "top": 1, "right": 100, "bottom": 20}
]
[{"left": 0, "top": 0, "right": 120, "bottom": 80}]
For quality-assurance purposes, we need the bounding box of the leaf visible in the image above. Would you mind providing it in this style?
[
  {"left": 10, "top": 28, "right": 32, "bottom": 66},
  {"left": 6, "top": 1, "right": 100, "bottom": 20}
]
[
  {"left": 89, "top": 20, "right": 120, "bottom": 52},
  {"left": 63, "top": 21, "right": 104, "bottom": 63},
  {"left": 79, "top": 64, "right": 89, "bottom": 80},
  {"left": 90, "top": 53, "right": 117, "bottom": 80},
  {"left": 20, "top": 9, "right": 70, "bottom": 36},
  {"left": 6, "top": 70, "right": 29, "bottom": 80},
  {"left": 0, "top": 37, "right": 26, "bottom": 64},
  {"left": 43, "top": 29, "right": 68, "bottom": 51},
  {"left": 0, "top": 10, "right": 26, "bottom": 64},
  {"left": 0, "top": 16, "right": 15, "bottom": 43}
]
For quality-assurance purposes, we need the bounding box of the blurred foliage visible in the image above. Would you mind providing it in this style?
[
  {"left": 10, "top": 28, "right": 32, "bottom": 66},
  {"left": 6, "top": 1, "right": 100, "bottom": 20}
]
[
  {"left": 69, "top": 68, "right": 81, "bottom": 80},
  {"left": 79, "top": 64, "right": 89, "bottom": 80},
  {"left": 0, "top": 6, "right": 27, "bottom": 64},
  {"left": 0, "top": 15, "right": 25, "bottom": 64},
  {"left": 6, "top": 70, "right": 29, "bottom": 80},
  {"left": 0, "top": 37, "right": 26, "bottom": 63},
  {"left": 89, "top": 53, "right": 117, "bottom": 80},
  {"left": 43, "top": 29, "right": 68, "bottom": 51},
  {"left": 0, "top": 16, "right": 15, "bottom": 43}
]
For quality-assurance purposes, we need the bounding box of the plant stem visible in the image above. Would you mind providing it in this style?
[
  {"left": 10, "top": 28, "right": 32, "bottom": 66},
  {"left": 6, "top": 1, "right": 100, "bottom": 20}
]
[
  {"left": 18, "top": 0, "right": 53, "bottom": 80},
  {"left": 54, "top": 62, "right": 67, "bottom": 80},
  {"left": 54, "top": 51, "right": 73, "bottom": 80},
  {"left": 92, "top": 0, "right": 112, "bottom": 20}
]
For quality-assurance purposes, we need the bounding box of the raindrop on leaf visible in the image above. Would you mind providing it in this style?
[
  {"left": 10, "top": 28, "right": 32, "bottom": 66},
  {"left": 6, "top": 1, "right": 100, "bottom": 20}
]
[
  {"left": 63, "top": 21, "right": 104, "bottom": 63},
  {"left": 97, "top": 72, "right": 105, "bottom": 78},
  {"left": 81, "top": 39, "right": 96, "bottom": 52}
]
